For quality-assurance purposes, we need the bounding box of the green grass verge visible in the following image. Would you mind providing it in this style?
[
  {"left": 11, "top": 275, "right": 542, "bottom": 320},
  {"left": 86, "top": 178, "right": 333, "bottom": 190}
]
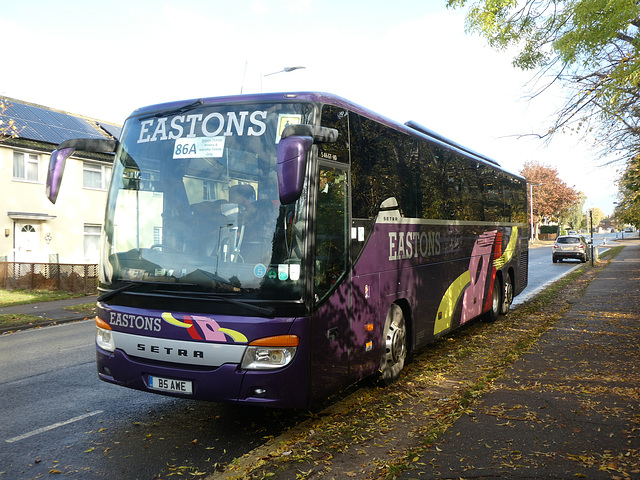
[
  {"left": 0, "top": 289, "right": 95, "bottom": 330},
  {"left": 0, "top": 313, "right": 47, "bottom": 329},
  {"left": 0, "top": 289, "right": 86, "bottom": 308}
]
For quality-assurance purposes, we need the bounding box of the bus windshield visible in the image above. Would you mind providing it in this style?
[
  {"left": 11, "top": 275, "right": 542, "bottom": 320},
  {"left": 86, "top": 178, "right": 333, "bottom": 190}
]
[{"left": 101, "top": 101, "right": 314, "bottom": 301}]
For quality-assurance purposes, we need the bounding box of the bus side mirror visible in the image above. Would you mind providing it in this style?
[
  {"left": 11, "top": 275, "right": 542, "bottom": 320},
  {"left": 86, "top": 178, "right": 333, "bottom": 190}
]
[
  {"left": 277, "top": 135, "right": 313, "bottom": 204},
  {"left": 46, "top": 147, "right": 75, "bottom": 204},
  {"left": 276, "top": 124, "right": 338, "bottom": 204},
  {"left": 46, "top": 138, "right": 118, "bottom": 204}
]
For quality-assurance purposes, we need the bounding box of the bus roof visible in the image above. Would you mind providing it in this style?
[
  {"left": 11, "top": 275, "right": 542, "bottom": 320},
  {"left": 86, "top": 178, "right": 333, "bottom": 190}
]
[{"left": 129, "top": 92, "right": 520, "bottom": 177}]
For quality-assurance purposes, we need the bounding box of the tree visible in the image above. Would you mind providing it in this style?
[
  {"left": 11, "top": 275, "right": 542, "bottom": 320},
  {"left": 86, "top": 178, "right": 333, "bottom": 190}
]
[
  {"left": 520, "top": 160, "right": 580, "bottom": 238},
  {"left": 446, "top": 0, "right": 640, "bottom": 166},
  {"left": 566, "top": 192, "right": 586, "bottom": 230},
  {"left": 586, "top": 207, "right": 606, "bottom": 232},
  {"left": 615, "top": 159, "right": 640, "bottom": 227}
]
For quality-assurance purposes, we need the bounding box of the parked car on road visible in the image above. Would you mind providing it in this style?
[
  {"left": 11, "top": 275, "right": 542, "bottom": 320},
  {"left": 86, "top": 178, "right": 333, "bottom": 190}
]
[{"left": 553, "top": 235, "right": 590, "bottom": 263}]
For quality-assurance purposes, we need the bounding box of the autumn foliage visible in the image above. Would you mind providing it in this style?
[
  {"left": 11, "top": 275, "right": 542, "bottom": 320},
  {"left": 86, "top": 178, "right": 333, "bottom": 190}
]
[{"left": 520, "top": 161, "right": 580, "bottom": 233}]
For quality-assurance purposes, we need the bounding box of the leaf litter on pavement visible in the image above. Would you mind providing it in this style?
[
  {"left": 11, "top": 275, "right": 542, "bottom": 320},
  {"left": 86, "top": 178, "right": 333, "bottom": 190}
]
[{"left": 213, "top": 248, "right": 634, "bottom": 480}]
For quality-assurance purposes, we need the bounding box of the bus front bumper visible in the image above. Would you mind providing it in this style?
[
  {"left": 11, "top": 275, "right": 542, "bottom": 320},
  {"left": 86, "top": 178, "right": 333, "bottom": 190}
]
[{"left": 96, "top": 344, "right": 310, "bottom": 408}]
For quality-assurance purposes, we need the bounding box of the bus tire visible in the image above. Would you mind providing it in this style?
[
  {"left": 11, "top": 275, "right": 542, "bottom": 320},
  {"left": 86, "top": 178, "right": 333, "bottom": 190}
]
[
  {"left": 484, "top": 277, "right": 502, "bottom": 323},
  {"left": 500, "top": 273, "right": 513, "bottom": 315},
  {"left": 379, "top": 304, "right": 407, "bottom": 386}
]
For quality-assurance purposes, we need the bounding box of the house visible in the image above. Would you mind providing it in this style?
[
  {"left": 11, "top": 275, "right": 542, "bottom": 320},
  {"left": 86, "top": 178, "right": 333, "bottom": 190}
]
[{"left": 0, "top": 96, "right": 121, "bottom": 264}]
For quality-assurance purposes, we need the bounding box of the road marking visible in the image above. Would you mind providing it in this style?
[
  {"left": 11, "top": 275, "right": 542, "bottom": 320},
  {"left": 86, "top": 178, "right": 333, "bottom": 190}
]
[{"left": 5, "top": 410, "right": 103, "bottom": 443}]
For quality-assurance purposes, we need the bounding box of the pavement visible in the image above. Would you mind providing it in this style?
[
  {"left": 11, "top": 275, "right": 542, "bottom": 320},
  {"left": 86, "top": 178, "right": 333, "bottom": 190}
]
[
  {"left": 400, "top": 239, "right": 640, "bottom": 479},
  {"left": 0, "top": 295, "right": 98, "bottom": 332}
]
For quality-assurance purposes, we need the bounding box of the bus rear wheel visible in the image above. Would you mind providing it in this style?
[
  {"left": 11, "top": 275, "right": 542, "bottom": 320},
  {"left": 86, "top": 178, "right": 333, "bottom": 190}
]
[
  {"left": 485, "top": 277, "right": 502, "bottom": 323},
  {"left": 379, "top": 304, "right": 407, "bottom": 386},
  {"left": 500, "top": 274, "right": 513, "bottom": 315}
]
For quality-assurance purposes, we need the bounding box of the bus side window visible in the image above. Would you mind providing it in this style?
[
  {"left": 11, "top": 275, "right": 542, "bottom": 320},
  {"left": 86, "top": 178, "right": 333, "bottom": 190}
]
[
  {"left": 319, "top": 105, "right": 349, "bottom": 163},
  {"left": 314, "top": 167, "right": 348, "bottom": 302}
]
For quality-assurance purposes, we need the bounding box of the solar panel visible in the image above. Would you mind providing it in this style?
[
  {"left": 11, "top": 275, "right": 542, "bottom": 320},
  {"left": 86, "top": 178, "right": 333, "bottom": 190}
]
[
  {"left": 99, "top": 122, "right": 122, "bottom": 140},
  {"left": 0, "top": 98, "right": 120, "bottom": 145}
]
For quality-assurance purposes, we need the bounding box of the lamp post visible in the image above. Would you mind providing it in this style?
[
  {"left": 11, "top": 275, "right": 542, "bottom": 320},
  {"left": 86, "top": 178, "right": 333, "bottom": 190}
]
[
  {"left": 613, "top": 201, "right": 627, "bottom": 239},
  {"left": 589, "top": 208, "right": 595, "bottom": 266},
  {"left": 261, "top": 66, "right": 306, "bottom": 92}
]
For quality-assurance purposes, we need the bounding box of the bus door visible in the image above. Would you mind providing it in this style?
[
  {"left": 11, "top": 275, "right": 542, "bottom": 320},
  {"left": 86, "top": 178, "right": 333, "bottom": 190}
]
[
  {"left": 349, "top": 270, "right": 380, "bottom": 380},
  {"left": 309, "top": 164, "right": 351, "bottom": 401}
]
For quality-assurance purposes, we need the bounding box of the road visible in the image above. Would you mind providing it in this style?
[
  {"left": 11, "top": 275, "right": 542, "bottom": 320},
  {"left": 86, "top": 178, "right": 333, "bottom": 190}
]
[
  {"left": 513, "top": 232, "right": 617, "bottom": 306},
  {"left": 0, "top": 232, "right": 624, "bottom": 478},
  {"left": 0, "top": 321, "right": 306, "bottom": 479}
]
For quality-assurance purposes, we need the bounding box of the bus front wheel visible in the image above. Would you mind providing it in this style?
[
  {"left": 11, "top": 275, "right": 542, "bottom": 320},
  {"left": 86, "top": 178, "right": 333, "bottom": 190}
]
[{"left": 379, "top": 304, "right": 407, "bottom": 386}]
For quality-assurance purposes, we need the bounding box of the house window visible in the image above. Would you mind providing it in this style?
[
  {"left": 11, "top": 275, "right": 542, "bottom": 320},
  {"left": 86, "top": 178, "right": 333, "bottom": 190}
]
[
  {"left": 203, "top": 180, "right": 220, "bottom": 201},
  {"left": 13, "top": 151, "right": 40, "bottom": 182},
  {"left": 84, "top": 224, "right": 102, "bottom": 261},
  {"left": 83, "top": 162, "right": 112, "bottom": 190},
  {"left": 153, "top": 226, "right": 163, "bottom": 245}
]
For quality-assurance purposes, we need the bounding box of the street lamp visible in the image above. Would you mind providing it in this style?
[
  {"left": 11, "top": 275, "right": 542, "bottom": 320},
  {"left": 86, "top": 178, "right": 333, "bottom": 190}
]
[
  {"left": 589, "top": 208, "right": 595, "bottom": 266},
  {"left": 261, "top": 66, "right": 306, "bottom": 92}
]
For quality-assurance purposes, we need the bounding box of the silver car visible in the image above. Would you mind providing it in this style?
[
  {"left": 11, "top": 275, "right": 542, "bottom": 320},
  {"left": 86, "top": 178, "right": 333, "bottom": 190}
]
[{"left": 552, "top": 235, "right": 590, "bottom": 263}]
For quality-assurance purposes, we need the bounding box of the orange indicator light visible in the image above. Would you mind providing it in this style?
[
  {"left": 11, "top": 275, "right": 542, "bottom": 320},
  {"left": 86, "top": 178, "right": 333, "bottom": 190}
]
[
  {"left": 95, "top": 316, "right": 112, "bottom": 330},
  {"left": 249, "top": 335, "right": 299, "bottom": 347}
]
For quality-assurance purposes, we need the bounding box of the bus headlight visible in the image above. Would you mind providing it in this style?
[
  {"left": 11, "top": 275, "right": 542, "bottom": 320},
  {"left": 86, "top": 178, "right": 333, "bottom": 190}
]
[
  {"left": 241, "top": 335, "right": 298, "bottom": 370},
  {"left": 95, "top": 316, "right": 115, "bottom": 352},
  {"left": 96, "top": 326, "right": 115, "bottom": 352}
]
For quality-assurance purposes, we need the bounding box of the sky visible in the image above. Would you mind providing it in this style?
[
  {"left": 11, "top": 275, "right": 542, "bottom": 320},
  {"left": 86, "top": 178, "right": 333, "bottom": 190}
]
[{"left": 2, "top": 0, "right": 620, "bottom": 214}]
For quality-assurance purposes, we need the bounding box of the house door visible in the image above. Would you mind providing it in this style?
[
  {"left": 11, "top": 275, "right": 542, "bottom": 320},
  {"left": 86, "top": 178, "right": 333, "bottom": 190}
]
[{"left": 15, "top": 223, "right": 40, "bottom": 262}]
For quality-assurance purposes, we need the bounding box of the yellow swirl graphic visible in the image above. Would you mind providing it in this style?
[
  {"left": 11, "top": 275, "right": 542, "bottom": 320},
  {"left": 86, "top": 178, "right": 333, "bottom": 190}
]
[
  {"left": 434, "top": 270, "right": 471, "bottom": 335},
  {"left": 219, "top": 328, "right": 248, "bottom": 343},
  {"left": 161, "top": 312, "right": 192, "bottom": 328}
]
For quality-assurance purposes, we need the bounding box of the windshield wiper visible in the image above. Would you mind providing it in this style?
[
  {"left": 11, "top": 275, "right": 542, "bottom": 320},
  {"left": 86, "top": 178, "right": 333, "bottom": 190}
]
[
  {"left": 208, "top": 294, "right": 274, "bottom": 316},
  {"left": 138, "top": 99, "right": 204, "bottom": 120},
  {"left": 160, "top": 290, "right": 275, "bottom": 316},
  {"left": 98, "top": 282, "right": 148, "bottom": 303},
  {"left": 98, "top": 280, "right": 182, "bottom": 303},
  {"left": 99, "top": 279, "right": 275, "bottom": 316}
]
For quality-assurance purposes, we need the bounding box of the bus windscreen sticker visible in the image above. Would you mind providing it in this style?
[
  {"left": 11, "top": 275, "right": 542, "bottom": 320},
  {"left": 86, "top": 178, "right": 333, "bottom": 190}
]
[
  {"left": 254, "top": 263, "right": 267, "bottom": 278},
  {"left": 278, "top": 264, "right": 289, "bottom": 281},
  {"left": 173, "top": 137, "right": 225, "bottom": 159},
  {"left": 275, "top": 114, "right": 302, "bottom": 143},
  {"left": 289, "top": 264, "right": 300, "bottom": 281}
]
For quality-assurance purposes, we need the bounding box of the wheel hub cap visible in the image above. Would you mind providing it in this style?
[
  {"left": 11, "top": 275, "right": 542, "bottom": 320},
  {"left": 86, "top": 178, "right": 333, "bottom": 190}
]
[{"left": 387, "top": 325, "right": 406, "bottom": 364}]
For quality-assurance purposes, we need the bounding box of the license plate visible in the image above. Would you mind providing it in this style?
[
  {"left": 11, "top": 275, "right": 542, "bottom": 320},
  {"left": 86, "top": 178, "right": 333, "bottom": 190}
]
[{"left": 148, "top": 375, "right": 193, "bottom": 395}]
